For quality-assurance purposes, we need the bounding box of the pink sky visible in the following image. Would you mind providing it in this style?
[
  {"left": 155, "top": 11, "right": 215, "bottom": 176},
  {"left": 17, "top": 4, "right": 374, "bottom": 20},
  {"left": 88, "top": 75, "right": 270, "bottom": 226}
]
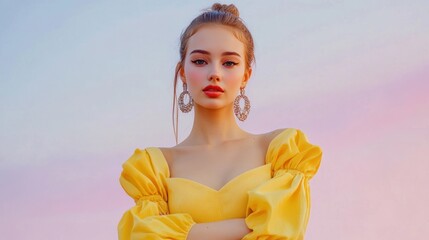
[{"left": 1, "top": 1, "right": 428, "bottom": 239}]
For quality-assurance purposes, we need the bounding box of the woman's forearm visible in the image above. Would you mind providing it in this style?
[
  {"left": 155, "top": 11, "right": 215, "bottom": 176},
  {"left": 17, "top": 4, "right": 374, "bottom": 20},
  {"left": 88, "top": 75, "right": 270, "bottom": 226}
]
[{"left": 187, "top": 218, "right": 251, "bottom": 240}]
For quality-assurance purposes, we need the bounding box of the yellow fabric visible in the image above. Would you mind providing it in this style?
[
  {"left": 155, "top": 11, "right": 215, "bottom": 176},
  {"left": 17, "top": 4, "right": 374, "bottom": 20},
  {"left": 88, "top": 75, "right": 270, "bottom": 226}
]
[
  {"left": 166, "top": 162, "right": 272, "bottom": 223},
  {"left": 117, "top": 149, "right": 195, "bottom": 240},
  {"left": 118, "top": 128, "right": 322, "bottom": 240}
]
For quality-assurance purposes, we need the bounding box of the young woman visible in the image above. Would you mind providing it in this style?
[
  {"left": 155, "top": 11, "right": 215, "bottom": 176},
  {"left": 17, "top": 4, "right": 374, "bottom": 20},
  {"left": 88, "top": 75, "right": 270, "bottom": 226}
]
[{"left": 118, "top": 3, "right": 322, "bottom": 240}]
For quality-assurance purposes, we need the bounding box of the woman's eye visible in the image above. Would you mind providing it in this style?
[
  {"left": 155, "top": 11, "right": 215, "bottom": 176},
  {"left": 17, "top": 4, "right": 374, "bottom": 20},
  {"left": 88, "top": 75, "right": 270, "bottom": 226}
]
[
  {"left": 224, "top": 61, "right": 238, "bottom": 67},
  {"left": 191, "top": 59, "right": 206, "bottom": 65}
]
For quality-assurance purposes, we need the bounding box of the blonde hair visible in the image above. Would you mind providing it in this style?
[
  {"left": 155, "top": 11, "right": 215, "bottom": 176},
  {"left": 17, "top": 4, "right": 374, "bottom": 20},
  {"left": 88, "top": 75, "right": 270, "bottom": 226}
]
[{"left": 172, "top": 3, "right": 256, "bottom": 144}]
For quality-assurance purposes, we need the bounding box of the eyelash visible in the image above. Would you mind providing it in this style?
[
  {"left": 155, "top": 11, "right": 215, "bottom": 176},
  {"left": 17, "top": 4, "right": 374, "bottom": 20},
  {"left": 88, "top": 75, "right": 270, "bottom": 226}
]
[{"left": 191, "top": 59, "right": 238, "bottom": 67}]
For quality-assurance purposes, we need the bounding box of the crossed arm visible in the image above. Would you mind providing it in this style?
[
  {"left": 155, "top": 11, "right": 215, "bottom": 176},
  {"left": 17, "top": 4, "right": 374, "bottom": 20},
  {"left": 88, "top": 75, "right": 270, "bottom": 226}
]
[
  {"left": 187, "top": 218, "right": 250, "bottom": 240},
  {"left": 119, "top": 130, "right": 322, "bottom": 239}
]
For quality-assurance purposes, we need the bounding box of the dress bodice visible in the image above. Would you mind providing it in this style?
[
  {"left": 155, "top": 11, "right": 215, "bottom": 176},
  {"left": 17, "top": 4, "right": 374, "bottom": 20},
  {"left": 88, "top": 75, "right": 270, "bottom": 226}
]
[{"left": 118, "top": 128, "right": 323, "bottom": 239}]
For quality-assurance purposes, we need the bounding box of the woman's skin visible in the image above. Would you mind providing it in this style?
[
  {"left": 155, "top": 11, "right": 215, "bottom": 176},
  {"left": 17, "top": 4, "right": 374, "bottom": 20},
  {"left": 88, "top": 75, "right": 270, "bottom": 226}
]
[
  {"left": 180, "top": 24, "right": 252, "bottom": 145},
  {"left": 173, "top": 24, "right": 251, "bottom": 239},
  {"left": 187, "top": 218, "right": 251, "bottom": 240}
]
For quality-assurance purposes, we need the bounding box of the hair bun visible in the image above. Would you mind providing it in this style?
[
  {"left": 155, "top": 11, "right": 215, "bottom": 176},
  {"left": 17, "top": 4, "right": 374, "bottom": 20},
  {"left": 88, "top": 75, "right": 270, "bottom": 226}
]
[{"left": 211, "top": 3, "right": 239, "bottom": 17}]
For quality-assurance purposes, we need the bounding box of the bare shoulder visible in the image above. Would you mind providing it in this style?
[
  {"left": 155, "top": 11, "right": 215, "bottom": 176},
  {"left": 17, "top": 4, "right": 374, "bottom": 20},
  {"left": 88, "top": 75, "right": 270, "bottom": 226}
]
[
  {"left": 157, "top": 146, "right": 174, "bottom": 165},
  {"left": 156, "top": 144, "right": 190, "bottom": 166},
  {"left": 259, "top": 128, "right": 290, "bottom": 146},
  {"left": 157, "top": 128, "right": 290, "bottom": 164}
]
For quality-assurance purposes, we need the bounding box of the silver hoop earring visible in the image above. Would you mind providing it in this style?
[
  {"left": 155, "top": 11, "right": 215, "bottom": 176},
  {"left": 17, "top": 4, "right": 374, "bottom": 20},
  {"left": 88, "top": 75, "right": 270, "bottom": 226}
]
[
  {"left": 178, "top": 83, "right": 193, "bottom": 113},
  {"left": 234, "top": 88, "right": 250, "bottom": 121}
]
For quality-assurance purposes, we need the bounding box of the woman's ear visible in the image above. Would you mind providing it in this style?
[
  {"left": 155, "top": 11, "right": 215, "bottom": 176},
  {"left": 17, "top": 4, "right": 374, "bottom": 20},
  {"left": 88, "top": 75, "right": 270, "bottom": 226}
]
[
  {"left": 176, "top": 62, "right": 186, "bottom": 83},
  {"left": 179, "top": 65, "right": 186, "bottom": 83},
  {"left": 241, "top": 67, "right": 252, "bottom": 88}
]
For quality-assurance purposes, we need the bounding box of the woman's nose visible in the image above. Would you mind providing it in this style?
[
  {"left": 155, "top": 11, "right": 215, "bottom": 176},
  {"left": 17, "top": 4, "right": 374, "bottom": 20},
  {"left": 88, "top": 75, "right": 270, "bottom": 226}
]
[
  {"left": 208, "top": 64, "right": 221, "bottom": 82},
  {"left": 209, "top": 74, "right": 220, "bottom": 81}
]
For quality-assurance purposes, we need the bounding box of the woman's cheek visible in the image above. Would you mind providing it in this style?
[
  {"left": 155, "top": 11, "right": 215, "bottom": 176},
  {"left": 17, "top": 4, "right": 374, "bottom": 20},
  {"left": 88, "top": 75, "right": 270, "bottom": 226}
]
[
  {"left": 225, "top": 71, "right": 244, "bottom": 89},
  {"left": 185, "top": 66, "right": 206, "bottom": 94}
]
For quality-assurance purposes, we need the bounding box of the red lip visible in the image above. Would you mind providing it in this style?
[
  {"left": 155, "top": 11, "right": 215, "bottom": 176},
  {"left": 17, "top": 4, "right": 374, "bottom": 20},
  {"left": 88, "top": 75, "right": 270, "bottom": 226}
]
[{"left": 203, "top": 85, "right": 224, "bottom": 92}]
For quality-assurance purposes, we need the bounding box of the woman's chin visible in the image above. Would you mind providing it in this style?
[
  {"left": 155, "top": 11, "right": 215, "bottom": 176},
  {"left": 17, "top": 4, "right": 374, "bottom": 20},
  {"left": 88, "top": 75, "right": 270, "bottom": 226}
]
[{"left": 194, "top": 100, "right": 230, "bottom": 110}]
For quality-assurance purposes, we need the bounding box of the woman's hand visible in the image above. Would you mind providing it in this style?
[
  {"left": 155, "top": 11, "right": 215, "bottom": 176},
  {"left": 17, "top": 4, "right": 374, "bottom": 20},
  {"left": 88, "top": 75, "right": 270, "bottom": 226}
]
[{"left": 187, "top": 218, "right": 251, "bottom": 240}]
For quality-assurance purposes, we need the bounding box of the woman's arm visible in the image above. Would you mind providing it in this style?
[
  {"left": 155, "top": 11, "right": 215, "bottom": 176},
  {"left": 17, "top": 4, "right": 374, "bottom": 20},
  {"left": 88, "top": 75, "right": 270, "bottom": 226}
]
[
  {"left": 242, "top": 129, "right": 323, "bottom": 239},
  {"left": 119, "top": 149, "right": 196, "bottom": 239},
  {"left": 187, "top": 218, "right": 251, "bottom": 240}
]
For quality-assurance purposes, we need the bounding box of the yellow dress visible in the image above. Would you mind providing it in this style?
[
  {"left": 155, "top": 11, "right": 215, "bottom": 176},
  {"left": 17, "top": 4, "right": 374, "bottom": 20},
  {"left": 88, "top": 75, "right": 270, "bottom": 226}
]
[{"left": 118, "top": 128, "right": 322, "bottom": 240}]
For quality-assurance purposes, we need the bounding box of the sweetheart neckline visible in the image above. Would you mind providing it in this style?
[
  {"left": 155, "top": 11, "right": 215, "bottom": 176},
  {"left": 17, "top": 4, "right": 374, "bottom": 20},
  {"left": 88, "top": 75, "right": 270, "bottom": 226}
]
[
  {"left": 165, "top": 163, "right": 271, "bottom": 192},
  {"left": 146, "top": 128, "right": 293, "bottom": 192}
]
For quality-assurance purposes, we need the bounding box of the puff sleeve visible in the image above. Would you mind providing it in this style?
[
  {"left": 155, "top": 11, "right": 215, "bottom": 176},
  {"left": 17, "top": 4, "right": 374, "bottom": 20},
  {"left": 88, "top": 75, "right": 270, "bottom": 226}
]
[
  {"left": 117, "top": 148, "right": 196, "bottom": 240},
  {"left": 242, "top": 128, "right": 323, "bottom": 240}
]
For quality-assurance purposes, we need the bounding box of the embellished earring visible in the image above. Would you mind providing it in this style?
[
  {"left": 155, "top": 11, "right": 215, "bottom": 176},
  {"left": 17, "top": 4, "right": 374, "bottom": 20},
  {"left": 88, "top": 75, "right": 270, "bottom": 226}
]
[
  {"left": 234, "top": 87, "right": 250, "bottom": 121},
  {"left": 178, "top": 82, "right": 193, "bottom": 113}
]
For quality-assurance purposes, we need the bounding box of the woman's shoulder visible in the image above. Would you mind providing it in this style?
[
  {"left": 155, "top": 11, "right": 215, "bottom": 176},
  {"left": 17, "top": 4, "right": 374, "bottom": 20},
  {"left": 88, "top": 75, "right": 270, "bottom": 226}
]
[
  {"left": 260, "top": 127, "right": 291, "bottom": 139},
  {"left": 119, "top": 147, "right": 170, "bottom": 204},
  {"left": 262, "top": 127, "right": 323, "bottom": 179},
  {"left": 259, "top": 127, "right": 296, "bottom": 148},
  {"left": 152, "top": 127, "right": 304, "bottom": 167},
  {"left": 261, "top": 127, "right": 321, "bottom": 154},
  {"left": 122, "top": 147, "right": 170, "bottom": 178},
  {"left": 156, "top": 128, "right": 294, "bottom": 156},
  {"left": 262, "top": 127, "right": 320, "bottom": 144},
  {"left": 156, "top": 146, "right": 174, "bottom": 167}
]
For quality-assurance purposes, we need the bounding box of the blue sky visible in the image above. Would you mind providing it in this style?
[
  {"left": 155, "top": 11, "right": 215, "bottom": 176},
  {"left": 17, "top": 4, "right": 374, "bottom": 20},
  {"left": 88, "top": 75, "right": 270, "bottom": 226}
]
[{"left": 1, "top": 1, "right": 428, "bottom": 239}]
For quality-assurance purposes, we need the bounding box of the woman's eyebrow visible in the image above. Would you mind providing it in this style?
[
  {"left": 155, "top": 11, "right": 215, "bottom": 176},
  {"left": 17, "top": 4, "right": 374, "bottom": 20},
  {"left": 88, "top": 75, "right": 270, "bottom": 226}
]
[{"left": 190, "top": 49, "right": 241, "bottom": 57}]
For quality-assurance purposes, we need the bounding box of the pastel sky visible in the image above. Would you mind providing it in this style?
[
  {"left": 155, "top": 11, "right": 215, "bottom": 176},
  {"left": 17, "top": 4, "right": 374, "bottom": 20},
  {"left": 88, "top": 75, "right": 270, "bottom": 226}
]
[{"left": 1, "top": 0, "right": 428, "bottom": 239}]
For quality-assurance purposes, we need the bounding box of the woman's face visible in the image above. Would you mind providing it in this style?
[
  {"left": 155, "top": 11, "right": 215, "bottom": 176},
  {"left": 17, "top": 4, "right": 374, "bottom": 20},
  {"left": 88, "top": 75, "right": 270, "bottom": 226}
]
[{"left": 180, "top": 24, "right": 252, "bottom": 110}]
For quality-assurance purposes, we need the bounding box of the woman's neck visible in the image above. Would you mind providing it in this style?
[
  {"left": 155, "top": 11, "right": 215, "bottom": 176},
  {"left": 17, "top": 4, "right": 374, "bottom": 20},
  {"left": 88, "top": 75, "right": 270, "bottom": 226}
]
[{"left": 183, "top": 103, "right": 250, "bottom": 146}]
